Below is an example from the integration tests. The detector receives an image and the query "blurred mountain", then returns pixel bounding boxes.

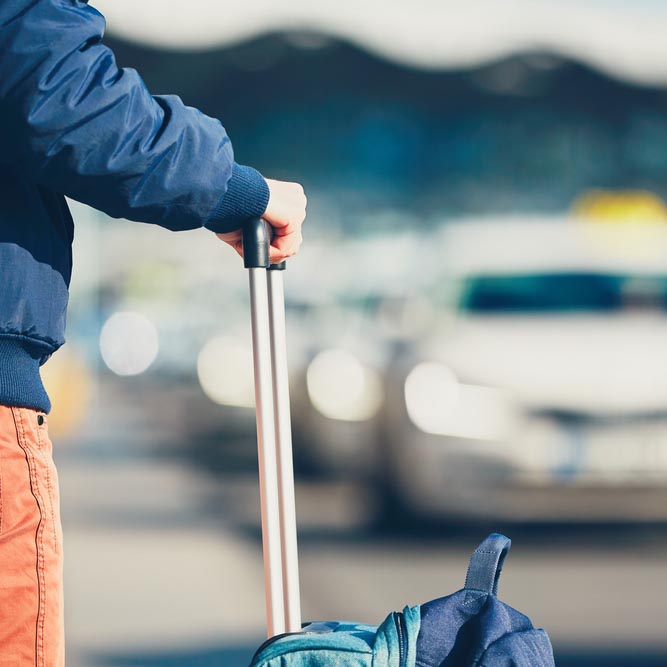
[108,32,667,229]
[95,0,667,87]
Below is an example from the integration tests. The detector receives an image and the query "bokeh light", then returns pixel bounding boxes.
[306,349,384,422]
[99,311,159,376]
[197,336,255,408]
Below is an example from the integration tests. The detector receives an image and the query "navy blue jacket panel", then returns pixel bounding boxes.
[0,0,270,411]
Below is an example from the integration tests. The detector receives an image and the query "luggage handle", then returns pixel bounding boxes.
[243,217,302,638]
[241,216,287,271]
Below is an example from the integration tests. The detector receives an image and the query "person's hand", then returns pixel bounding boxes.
[217,178,307,263]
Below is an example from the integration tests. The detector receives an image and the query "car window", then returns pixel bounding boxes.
[458,273,667,313]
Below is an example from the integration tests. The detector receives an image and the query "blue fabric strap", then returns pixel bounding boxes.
[464,533,512,596]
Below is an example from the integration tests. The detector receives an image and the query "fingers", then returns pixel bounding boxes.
[217,227,300,264]
[265,182,306,262]
[216,231,245,258]
[264,181,307,229]
[217,227,301,263]
[216,176,307,263]
[269,230,303,263]
[227,240,244,259]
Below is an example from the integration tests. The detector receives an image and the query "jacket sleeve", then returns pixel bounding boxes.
[0,0,269,233]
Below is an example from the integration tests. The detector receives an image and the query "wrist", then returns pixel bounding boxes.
[204,163,270,234]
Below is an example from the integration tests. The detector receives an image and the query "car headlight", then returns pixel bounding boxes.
[307,349,384,422]
[404,362,514,440]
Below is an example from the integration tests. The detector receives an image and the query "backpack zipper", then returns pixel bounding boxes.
[250,631,300,664]
[393,611,407,667]
[250,622,339,665]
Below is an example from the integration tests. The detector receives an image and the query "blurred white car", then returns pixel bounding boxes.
[382,217,667,522]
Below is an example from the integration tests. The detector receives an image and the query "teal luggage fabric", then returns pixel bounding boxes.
[250,608,420,667]
[250,534,554,667]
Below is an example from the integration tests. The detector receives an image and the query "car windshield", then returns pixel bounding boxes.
[459,273,667,313]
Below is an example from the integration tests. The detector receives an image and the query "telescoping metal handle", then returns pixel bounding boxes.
[243,217,302,638]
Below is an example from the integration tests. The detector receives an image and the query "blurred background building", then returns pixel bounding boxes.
[48,1,667,665]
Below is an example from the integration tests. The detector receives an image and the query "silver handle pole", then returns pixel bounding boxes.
[249,267,286,638]
[267,268,302,632]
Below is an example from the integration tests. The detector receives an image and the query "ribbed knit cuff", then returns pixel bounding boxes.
[204,163,270,234]
[0,337,51,413]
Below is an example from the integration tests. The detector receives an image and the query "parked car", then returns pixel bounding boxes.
[380,217,667,522]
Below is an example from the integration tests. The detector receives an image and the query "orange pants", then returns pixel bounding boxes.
[0,406,64,667]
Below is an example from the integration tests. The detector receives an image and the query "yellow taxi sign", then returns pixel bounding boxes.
[572,189,667,223]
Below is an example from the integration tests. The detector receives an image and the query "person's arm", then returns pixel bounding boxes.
[0,0,268,233]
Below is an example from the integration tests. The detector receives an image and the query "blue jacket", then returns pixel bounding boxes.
[0,0,270,412]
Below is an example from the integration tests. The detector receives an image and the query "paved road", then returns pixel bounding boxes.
[57,381,667,667]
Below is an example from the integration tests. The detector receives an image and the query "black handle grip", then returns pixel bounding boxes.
[242,217,271,269]
[242,218,288,270]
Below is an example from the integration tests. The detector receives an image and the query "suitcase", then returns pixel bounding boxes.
[240,218,556,667]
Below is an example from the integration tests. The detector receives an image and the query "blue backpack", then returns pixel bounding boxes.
[250,534,555,667]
